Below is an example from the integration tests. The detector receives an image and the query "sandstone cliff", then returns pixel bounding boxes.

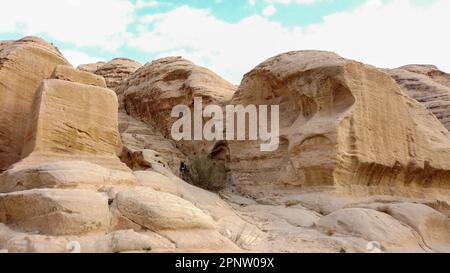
[117,56,236,155]
[228,51,450,199]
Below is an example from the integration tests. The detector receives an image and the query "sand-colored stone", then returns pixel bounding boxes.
[158,229,239,252]
[118,57,236,155]
[0,189,110,236]
[94,58,142,90]
[316,208,423,251]
[0,36,69,171]
[116,187,216,231]
[365,203,450,252]
[51,65,106,88]
[229,51,450,198]
[389,65,450,131]
[1,224,172,253]
[119,113,185,174]
[0,79,137,192]
[77,61,106,73]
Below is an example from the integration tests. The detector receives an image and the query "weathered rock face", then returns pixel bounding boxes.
[0,36,69,171]
[389,65,450,131]
[118,113,185,174]
[399,65,450,88]
[77,61,106,74]
[117,57,236,155]
[0,189,110,236]
[316,208,422,251]
[94,58,142,90]
[356,202,450,252]
[51,65,106,88]
[0,76,137,193]
[2,36,450,253]
[229,51,450,199]
[116,187,216,231]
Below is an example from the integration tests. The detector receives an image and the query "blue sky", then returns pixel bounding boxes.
[0,0,448,83]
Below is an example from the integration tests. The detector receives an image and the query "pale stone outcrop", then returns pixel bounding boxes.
[0,79,137,193]
[118,113,185,174]
[0,36,69,171]
[229,51,450,199]
[0,189,110,236]
[362,203,450,252]
[77,61,106,74]
[316,208,423,251]
[94,58,142,90]
[117,57,236,155]
[116,187,216,231]
[389,65,450,131]
[51,65,106,88]
[0,224,172,253]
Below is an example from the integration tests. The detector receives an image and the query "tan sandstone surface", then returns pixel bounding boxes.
[228,51,450,200]
[389,65,450,131]
[0,36,69,171]
[93,58,142,90]
[117,56,236,155]
[77,61,106,74]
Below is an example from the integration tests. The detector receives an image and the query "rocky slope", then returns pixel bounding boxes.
[389,65,450,131]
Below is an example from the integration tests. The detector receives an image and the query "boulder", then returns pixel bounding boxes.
[116,187,216,231]
[117,57,236,155]
[229,51,450,198]
[316,208,422,251]
[369,203,450,252]
[0,36,69,171]
[0,189,110,236]
[94,58,142,90]
[158,229,239,252]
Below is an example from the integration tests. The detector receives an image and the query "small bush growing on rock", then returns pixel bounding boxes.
[184,150,226,191]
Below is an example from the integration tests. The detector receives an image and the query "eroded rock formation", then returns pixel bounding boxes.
[0,67,137,193]
[228,51,450,199]
[94,58,142,90]
[0,36,69,171]
[77,61,106,74]
[0,44,252,253]
[389,65,450,131]
[117,56,236,155]
[0,37,449,253]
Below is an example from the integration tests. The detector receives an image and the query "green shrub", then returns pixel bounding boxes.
[183,150,226,191]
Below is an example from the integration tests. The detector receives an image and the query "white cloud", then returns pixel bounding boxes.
[262,5,277,16]
[136,0,158,9]
[0,0,135,51]
[130,0,450,84]
[61,49,103,67]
